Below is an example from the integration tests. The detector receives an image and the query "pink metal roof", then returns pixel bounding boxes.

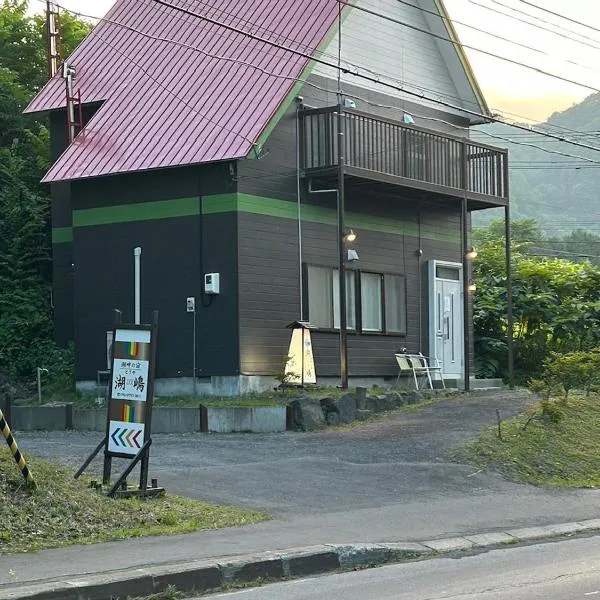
[26,0,339,182]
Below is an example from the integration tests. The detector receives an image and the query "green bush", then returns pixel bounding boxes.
[542,350,600,402]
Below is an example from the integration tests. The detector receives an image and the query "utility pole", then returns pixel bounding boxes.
[46,1,61,78]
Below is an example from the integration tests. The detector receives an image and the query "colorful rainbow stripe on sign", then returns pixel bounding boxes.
[121,403,135,423]
[128,341,139,357]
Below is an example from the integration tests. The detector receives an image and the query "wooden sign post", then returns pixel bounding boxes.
[76,310,159,498]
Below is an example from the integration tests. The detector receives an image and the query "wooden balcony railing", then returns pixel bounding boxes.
[300,106,508,204]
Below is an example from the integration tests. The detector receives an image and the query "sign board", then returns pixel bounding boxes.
[284,326,316,386]
[105,326,156,458]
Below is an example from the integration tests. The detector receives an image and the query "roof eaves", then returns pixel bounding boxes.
[245,1,348,159]
[434,0,491,123]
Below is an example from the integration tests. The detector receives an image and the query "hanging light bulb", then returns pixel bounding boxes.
[465,247,478,260]
[344,229,357,243]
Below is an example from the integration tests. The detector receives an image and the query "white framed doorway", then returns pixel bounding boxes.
[428,260,463,379]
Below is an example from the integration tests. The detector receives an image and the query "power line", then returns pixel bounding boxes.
[519,1,600,36]
[152,0,600,157]
[46,0,600,140]
[336,0,600,95]
[529,246,600,259]
[392,0,600,78]
[41,0,600,166]
[88,31,260,155]
[470,0,600,51]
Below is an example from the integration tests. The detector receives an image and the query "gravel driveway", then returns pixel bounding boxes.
[14,391,536,517]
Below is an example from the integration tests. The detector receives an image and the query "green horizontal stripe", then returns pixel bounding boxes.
[73,197,200,227]
[234,193,458,243]
[65,192,458,244]
[202,193,238,214]
[52,227,73,244]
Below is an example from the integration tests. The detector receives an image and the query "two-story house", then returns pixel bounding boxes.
[26,0,509,395]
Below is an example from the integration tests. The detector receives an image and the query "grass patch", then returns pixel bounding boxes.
[452,393,600,487]
[0,448,269,554]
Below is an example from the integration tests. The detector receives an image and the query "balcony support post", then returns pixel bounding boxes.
[337,106,348,389]
[461,195,471,392]
[460,139,471,391]
[505,201,514,389]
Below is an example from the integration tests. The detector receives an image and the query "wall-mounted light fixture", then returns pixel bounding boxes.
[465,246,478,260]
[344,229,357,243]
[467,280,477,293]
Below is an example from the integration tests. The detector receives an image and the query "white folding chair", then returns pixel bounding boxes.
[411,353,446,390]
[394,353,416,388]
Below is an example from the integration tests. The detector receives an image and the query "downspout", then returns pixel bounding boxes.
[296,97,304,320]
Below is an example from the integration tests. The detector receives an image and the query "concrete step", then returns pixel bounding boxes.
[442,378,504,390]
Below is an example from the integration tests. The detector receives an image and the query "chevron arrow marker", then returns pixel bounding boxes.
[111,428,121,446]
[132,430,142,448]
[118,428,128,446]
[125,429,135,447]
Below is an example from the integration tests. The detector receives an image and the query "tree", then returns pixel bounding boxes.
[472,220,600,382]
[0,1,90,391]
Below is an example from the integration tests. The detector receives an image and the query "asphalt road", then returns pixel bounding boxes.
[4,391,600,589]
[200,536,600,599]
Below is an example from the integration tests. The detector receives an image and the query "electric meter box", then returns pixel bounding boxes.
[204,273,220,295]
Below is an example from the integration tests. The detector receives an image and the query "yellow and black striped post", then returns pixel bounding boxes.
[0,409,35,488]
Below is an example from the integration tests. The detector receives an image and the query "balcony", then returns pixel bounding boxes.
[300,106,508,209]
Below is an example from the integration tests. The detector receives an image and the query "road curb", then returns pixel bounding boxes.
[3,520,600,600]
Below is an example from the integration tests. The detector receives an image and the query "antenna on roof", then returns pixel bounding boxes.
[46,1,61,78]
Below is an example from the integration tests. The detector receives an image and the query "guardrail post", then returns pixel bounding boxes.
[0,408,36,488]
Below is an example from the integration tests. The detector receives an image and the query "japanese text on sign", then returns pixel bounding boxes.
[111,359,149,402]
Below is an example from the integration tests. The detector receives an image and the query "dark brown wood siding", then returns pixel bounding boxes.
[235,77,467,378]
[69,165,239,380]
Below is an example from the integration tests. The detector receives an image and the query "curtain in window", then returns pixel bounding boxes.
[308,266,333,328]
[333,270,356,329]
[385,274,407,333]
[361,272,382,331]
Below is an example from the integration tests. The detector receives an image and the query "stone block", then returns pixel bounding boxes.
[355,409,372,421]
[355,386,368,409]
[336,393,357,423]
[384,391,404,408]
[289,397,326,431]
[408,391,423,404]
[365,395,396,412]
[321,394,357,424]
[326,411,340,426]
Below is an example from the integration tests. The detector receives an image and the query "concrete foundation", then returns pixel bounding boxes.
[77,375,401,396]
[203,406,287,433]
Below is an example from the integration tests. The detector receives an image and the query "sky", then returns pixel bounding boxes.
[30,0,600,123]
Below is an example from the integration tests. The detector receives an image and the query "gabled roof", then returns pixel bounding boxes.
[26,0,490,183]
[26,0,339,182]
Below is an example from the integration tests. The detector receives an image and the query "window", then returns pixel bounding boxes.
[307,265,407,335]
[307,266,356,330]
[360,272,383,332]
[384,274,407,334]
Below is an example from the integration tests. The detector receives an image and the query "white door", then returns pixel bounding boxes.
[428,261,463,378]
